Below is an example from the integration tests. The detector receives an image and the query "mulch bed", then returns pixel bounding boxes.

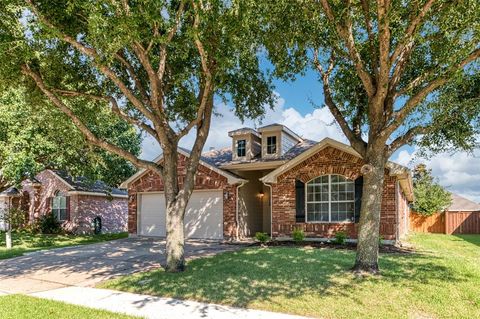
[253,240,415,254]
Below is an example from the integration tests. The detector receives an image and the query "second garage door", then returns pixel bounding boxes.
[138,190,224,239]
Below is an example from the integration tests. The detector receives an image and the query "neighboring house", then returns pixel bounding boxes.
[122,124,413,243]
[0,187,22,231]
[1,170,128,234]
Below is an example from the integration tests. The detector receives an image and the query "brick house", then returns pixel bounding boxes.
[0,170,127,234]
[122,124,413,243]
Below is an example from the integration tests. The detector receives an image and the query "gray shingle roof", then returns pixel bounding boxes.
[51,170,127,196]
[0,187,20,197]
[448,193,480,212]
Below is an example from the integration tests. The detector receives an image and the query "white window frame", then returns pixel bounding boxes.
[237,139,246,157]
[305,174,355,224]
[266,136,277,155]
[52,192,68,222]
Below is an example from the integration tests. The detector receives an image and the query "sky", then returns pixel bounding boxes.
[140,69,480,203]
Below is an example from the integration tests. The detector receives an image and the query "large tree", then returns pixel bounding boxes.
[259,0,480,272]
[0,87,141,191]
[0,0,273,271]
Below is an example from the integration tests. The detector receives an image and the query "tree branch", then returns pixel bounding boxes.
[313,50,367,156]
[319,0,375,97]
[386,47,480,136]
[26,0,157,126]
[387,125,429,156]
[114,51,151,107]
[21,64,163,176]
[377,0,391,99]
[360,0,378,78]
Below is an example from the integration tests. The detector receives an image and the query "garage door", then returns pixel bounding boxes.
[138,191,223,239]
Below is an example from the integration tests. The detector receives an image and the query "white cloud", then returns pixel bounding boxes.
[392,146,480,203]
[140,94,347,160]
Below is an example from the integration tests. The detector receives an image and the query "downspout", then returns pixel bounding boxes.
[262,181,273,237]
[235,181,247,240]
[395,180,400,244]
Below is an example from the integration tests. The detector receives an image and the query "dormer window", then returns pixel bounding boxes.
[237,139,246,157]
[266,136,277,154]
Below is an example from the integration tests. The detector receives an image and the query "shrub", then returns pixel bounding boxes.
[378,235,384,246]
[292,227,305,242]
[1,208,27,231]
[333,231,347,245]
[255,232,269,243]
[38,212,62,234]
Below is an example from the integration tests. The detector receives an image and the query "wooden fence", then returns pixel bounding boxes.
[410,211,480,234]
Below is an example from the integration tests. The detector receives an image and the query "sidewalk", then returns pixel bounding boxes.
[31,286,311,319]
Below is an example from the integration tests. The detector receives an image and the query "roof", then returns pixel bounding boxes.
[448,193,480,212]
[0,187,20,198]
[257,123,303,141]
[228,127,261,138]
[120,148,247,188]
[50,170,127,197]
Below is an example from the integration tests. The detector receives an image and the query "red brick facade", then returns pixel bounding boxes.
[270,146,401,240]
[127,154,237,237]
[20,170,127,234]
[127,147,410,242]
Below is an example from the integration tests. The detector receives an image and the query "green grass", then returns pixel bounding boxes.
[0,231,128,259]
[101,233,480,319]
[0,294,138,319]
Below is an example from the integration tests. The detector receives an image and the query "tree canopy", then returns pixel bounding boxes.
[0,86,141,190]
[412,164,451,216]
[255,0,479,272]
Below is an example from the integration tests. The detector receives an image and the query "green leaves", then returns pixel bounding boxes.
[412,164,452,216]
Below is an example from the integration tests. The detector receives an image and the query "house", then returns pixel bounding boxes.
[0,170,128,234]
[122,124,413,243]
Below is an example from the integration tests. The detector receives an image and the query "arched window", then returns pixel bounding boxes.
[306,175,355,222]
[52,191,67,221]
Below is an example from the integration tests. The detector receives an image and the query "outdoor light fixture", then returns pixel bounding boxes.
[258,191,265,198]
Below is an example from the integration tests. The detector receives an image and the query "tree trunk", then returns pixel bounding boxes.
[6,228,12,249]
[353,146,387,274]
[165,197,187,272]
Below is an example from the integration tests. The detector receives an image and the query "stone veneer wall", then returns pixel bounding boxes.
[270,146,399,240]
[127,153,237,238]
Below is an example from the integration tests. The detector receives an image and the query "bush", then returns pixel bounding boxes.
[1,208,26,231]
[333,231,347,245]
[38,213,62,234]
[292,227,305,242]
[255,232,270,243]
[378,235,384,246]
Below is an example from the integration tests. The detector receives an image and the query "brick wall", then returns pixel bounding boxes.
[127,153,237,238]
[22,170,127,234]
[271,146,399,240]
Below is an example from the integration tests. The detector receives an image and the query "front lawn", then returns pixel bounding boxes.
[101,234,480,319]
[0,295,138,319]
[0,231,128,259]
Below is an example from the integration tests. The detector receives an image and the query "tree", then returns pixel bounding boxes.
[258,0,480,272]
[1,0,273,271]
[0,86,142,191]
[412,164,451,216]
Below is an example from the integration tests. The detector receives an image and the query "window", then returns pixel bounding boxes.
[237,139,246,157]
[266,136,277,154]
[306,175,355,222]
[52,191,67,221]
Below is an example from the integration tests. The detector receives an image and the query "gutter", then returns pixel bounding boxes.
[67,191,128,199]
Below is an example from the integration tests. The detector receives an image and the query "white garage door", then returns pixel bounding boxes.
[138,191,223,239]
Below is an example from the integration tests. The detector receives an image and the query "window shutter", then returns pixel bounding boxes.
[354,176,363,223]
[66,196,71,221]
[295,180,305,222]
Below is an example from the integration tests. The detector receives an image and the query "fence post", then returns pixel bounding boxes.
[444,211,448,234]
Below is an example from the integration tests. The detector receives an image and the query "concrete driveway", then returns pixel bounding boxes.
[0,237,243,294]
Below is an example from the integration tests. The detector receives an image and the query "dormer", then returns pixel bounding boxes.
[257,124,303,159]
[228,128,261,161]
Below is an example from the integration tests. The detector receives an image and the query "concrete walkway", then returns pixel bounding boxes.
[31,286,310,319]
